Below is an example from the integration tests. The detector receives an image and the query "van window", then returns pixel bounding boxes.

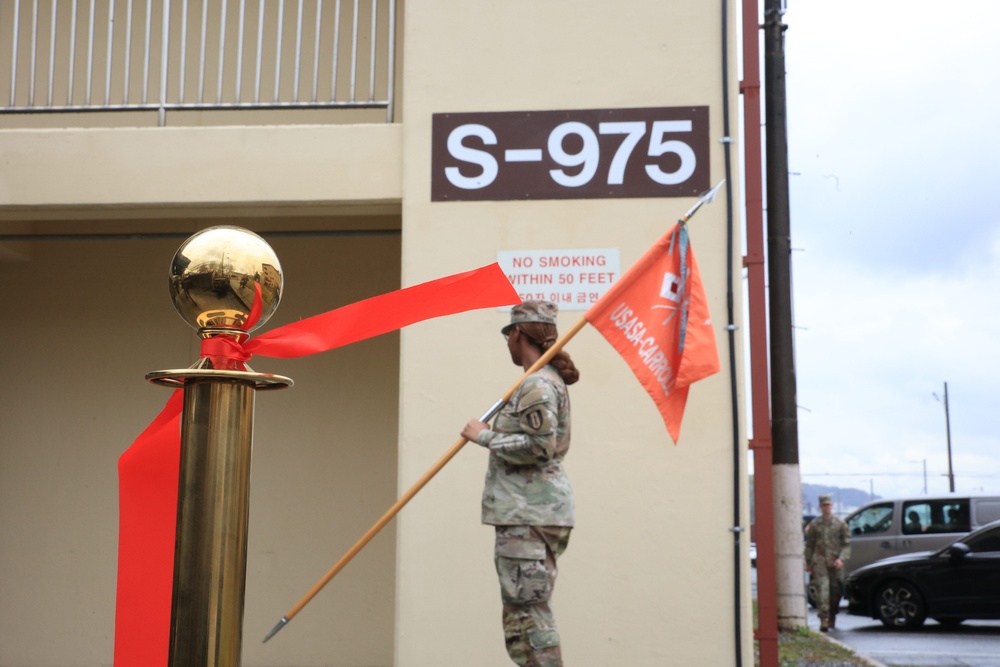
[847,503,893,536]
[974,500,1000,526]
[903,499,969,535]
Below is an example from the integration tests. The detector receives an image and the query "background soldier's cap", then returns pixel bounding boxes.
[502,300,558,335]
[818,494,833,505]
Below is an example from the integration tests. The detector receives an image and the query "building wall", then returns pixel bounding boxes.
[0,1,750,665]
[0,225,403,666]
[0,123,401,210]
[395,2,749,667]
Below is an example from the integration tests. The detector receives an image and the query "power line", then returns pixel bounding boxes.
[801,472,1000,479]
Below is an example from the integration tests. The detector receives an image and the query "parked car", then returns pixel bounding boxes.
[750,542,757,567]
[841,495,1000,577]
[844,519,1000,629]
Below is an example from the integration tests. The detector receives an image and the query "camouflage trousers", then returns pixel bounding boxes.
[494,525,572,667]
[809,563,844,621]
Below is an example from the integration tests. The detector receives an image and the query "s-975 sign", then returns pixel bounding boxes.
[431,106,709,201]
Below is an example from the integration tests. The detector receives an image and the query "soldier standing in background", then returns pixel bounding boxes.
[462,301,580,667]
[805,494,852,631]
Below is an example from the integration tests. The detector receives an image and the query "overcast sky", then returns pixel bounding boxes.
[758,1,1000,504]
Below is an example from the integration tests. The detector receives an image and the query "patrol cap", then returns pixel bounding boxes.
[818,494,833,505]
[502,300,558,335]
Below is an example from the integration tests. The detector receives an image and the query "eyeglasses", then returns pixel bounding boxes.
[503,327,518,342]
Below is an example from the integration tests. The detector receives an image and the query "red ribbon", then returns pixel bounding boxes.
[199,336,253,365]
[114,263,519,667]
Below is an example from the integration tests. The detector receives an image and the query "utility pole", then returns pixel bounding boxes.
[944,382,955,492]
[763,0,806,630]
[933,383,956,492]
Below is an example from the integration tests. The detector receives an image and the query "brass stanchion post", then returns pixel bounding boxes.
[147,227,292,667]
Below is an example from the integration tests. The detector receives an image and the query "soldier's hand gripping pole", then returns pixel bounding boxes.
[263,316,590,643]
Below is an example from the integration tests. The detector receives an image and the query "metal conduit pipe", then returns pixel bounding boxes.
[719,1,743,665]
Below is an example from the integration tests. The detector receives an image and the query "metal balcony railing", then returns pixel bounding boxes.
[0,0,397,124]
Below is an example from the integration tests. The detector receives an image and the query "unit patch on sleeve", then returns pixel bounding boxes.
[524,408,545,432]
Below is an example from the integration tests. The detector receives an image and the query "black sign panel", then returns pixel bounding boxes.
[431,106,709,202]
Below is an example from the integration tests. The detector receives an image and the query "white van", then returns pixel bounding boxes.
[841,495,1000,577]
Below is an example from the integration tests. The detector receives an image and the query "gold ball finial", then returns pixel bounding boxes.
[168,226,282,334]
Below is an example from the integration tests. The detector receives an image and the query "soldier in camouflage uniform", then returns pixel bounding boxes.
[462,301,580,667]
[805,494,851,631]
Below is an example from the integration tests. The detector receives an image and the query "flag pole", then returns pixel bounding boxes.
[262,179,724,643]
[263,316,588,643]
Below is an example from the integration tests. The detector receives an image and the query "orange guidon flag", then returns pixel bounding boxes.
[585,223,720,443]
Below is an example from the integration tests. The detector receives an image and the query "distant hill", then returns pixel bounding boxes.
[800,482,877,514]
[749,477,878,520]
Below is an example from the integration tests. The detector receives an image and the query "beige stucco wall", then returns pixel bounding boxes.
[395,2,749,667]
[0,121,406,667]
[0,20,410,666]
[0,226,404,666]
[0,123,401,213]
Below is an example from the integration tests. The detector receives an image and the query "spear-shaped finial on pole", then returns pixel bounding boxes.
[679,180,726,226]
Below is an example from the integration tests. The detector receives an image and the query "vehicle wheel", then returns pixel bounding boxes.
[875,581,926,629]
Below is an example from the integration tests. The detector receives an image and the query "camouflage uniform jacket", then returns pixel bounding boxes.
[804,515,851,567]
[476,364,575,527]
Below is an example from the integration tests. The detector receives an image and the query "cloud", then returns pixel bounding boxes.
[784,1,1000,274]
[792,220,1000,498]
[752,1,1000,500]
[744,1,1000,501]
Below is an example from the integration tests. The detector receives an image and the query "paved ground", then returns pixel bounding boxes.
[752,567,1000,667]
[809,606,1000,667]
